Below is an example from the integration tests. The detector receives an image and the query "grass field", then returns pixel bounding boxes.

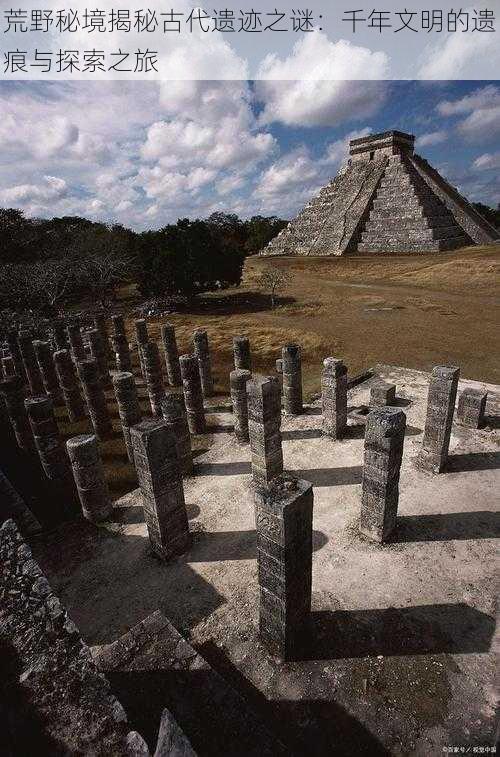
[120,243,500,398]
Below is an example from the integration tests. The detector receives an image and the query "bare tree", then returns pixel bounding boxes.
[80,253,132,309]
[257,265,293,309]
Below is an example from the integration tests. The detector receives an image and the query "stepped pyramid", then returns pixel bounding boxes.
[262,131,498,256]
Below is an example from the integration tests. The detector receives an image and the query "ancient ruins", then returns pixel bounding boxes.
[262,131,499,256]
[0,315,498,755]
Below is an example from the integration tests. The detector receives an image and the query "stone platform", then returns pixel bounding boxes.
[31,365,500,755]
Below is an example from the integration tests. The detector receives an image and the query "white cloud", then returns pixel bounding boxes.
[0,176,68,205]
[437,85,500,116]
[436,85,500,143]
[418,28,500,79]
[472,152,500,171]
[255,34,388,127]
[416,131,447,148]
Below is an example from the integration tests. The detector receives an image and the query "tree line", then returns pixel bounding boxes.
[0,208,287,317]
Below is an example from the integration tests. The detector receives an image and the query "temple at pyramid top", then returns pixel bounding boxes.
[262,129,498,256]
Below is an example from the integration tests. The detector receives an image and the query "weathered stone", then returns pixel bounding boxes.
[247,375,283,488]
[321,358,348,439]
[25,396,69,482]
[360,407,406,543]
[161,323,182,387]
[2,355,16,377]
[457,388,487,429]
[154,707,197,756]
[161,394,193,476]
[0,375,33,451]
[130,420,190,560]
[77,358,113,440]
[53,349,86,422]
[33,340,62,404]
[17,331,44,396]
[282,344,303,415]
[66,323,86,363]
[67,434,113,522]
[262,130,497,256]
[87,328,111,387]
[233,336,251,371]
[418,365,459,473]
[193,329,214,398]
[254,477,313,661]
[93,313,113,359]
[134,319,149,377]
[113,372,142,464]
[52,321,69,352]
[6,328,26,380]
[141,341,165,417]
[179,354,206,434]
[370,381,397,407]
[230,369,252,444]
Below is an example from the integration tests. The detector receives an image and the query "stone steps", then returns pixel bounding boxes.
[357,235,468,253]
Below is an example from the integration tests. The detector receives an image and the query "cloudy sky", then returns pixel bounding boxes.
[0,79,499,229]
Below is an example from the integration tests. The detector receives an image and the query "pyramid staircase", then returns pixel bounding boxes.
[264,158,387,256]
[357,154,472,253]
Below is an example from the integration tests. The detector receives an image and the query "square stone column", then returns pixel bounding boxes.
[370,381,396,407]
[360,407,406,543]
[233,336,251,371]
[230,369,252,444]
[255,477,313,661]
[418,365,459,473]
[321,358,348,439]
[457,388,487,429]
[281,344,303,415]
[131,420,190,560]
[161,324,182,387]
[17,331,44,396]
[193,329,214,398]
[247,375,283,488]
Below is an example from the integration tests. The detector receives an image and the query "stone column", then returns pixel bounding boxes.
[193,329,213,398]
[67,323,86,363]
[6,329,25,380]
[53,349,86,423]
[233,336,251,371]
[87,328,111,387]
[0,375,33,451]
[255,477,313,661]
[67,434,113,522]
[52,322,69,352]
[418,366,460,473]
[131,419,190,560]
[141,341,164,417]
[179,354,206,434]
[33,340,62,404]
[77,358,113,440]
[110,315,132,373]
[161,394,193,476]
[360,407,406,543]
[161,323,182,387]
[230,369,252,444]
[247,375,283,488]
[282,344,303,415]
[134,319,149,377]
[112,371,142,464]
[370,381,396,407]
[25,396,69,482]
[17,331,44,396]
[457,388,487,429]
[93,313,112,359]
[1,356,16,378]
[321,358,348,439]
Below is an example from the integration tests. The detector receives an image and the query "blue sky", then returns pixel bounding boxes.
[0,79,498,230]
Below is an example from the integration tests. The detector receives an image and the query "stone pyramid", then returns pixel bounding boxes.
[262,131,498,256]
